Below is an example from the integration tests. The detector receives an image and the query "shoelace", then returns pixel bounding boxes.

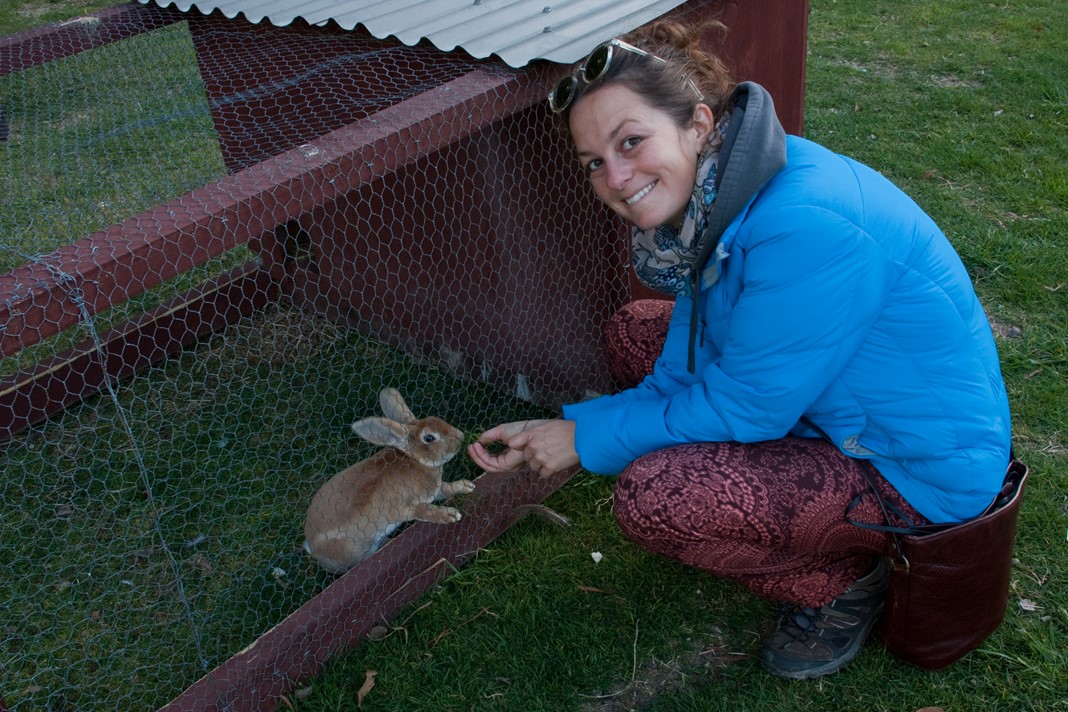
[777,604,823,638]
[793,607,822,630]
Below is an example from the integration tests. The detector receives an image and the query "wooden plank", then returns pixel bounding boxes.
[0,262,276,441]
[709,0,809,135]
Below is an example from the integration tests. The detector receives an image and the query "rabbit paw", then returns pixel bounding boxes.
[439,506,463,523]
[412,503,464,524]
[442,479,476,497]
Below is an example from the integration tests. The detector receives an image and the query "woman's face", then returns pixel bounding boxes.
[569,83,714,231]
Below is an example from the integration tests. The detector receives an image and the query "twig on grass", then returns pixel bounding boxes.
[631,618,640,684]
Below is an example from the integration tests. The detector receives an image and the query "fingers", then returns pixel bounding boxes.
[466,441,526,473]
[475,422,515,443]
[468,421,533,474]
[477,419,554,444]
[524,445,581,478]
[467,419,579,477]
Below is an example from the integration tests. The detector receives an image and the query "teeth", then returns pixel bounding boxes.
[626,182,655,205]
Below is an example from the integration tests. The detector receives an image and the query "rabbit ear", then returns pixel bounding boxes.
[379,388,417,424]
[351,416,409,449]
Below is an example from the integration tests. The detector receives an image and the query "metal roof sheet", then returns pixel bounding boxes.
[138,0,688,68]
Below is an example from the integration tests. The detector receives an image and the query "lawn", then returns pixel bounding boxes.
[1,1,1065,711]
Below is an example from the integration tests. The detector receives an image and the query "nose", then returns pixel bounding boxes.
[603,157,631,192]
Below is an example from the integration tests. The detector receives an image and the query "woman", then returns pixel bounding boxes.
[468,21,1012,679]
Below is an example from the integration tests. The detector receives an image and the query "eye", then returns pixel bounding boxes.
[622,135,642,151]
[422,432,439,444]
[584,158,603,174]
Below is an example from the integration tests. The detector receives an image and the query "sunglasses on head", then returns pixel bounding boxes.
[548,38,669,114]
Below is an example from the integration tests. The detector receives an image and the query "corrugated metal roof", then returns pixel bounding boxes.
[138,0,688,68]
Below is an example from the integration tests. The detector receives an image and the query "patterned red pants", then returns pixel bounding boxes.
[604,299,929,607]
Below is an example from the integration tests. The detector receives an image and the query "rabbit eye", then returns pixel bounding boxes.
[422,432,439,444]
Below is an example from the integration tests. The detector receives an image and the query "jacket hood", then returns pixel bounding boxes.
[685,81,787,371]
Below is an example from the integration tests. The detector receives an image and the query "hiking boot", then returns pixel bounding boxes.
[760,558,890,679]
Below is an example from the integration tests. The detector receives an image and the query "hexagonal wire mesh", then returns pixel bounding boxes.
[0,6,631,710]
[1,0,810,707]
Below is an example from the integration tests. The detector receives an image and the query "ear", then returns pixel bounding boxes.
[689,103,716,145]
[379,387,416,423]
[351,416,409,449]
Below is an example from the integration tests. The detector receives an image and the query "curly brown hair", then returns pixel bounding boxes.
[554,19,735,139]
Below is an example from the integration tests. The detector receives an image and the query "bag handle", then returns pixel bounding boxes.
[798,416,928,568]
[797,417,919,564]
[842,459,911,570]
[848,456,1025,535]
[798,416,1019,574]
[845,463,925,535]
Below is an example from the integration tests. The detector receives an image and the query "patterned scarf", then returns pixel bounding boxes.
[631,116,730,296]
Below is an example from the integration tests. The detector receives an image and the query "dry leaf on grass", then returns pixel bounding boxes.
[357,669,377,708]
[1019,598,1042,612]
[915,707,946,712]
[577,585,612,594]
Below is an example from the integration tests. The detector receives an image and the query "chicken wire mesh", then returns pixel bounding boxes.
[0,6,632,710]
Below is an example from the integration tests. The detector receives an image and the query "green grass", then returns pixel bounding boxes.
[1,0,1066,711]
[0,19,224,264]
[0,0,122,36]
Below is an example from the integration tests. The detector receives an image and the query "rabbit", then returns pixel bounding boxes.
[303,387,475,574]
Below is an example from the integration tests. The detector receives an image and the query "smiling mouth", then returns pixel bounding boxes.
[625,181,656,206]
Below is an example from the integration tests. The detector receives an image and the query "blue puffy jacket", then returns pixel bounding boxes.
[563,85,1011,524]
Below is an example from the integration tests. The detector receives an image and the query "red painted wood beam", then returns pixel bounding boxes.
[0,64,546,358]
[0,261,276,441]
[708,0,809,136]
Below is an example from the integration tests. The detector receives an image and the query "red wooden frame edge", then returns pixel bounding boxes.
[0,261,276,441]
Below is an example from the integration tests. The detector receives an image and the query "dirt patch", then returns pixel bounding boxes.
[237,304,342,368]
[987,314,1023,340]
[827,57,897,81]
[930,74,981,89]
[17,1,79,20]
[579,636,750,712]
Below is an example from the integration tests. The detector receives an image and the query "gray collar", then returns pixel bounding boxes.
[685,82,787,372]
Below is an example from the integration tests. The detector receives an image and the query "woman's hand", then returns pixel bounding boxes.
[467,419,579,477]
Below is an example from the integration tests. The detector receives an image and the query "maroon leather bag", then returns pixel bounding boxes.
[853,459,1028,669]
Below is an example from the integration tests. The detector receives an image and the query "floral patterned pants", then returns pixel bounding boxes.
[604,299,929,607]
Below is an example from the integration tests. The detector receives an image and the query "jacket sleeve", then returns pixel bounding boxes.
[568,207,896,475]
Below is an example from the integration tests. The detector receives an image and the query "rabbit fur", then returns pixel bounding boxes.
[303,387,475,574]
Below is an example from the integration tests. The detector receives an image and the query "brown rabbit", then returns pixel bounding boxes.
[303,388,475,574]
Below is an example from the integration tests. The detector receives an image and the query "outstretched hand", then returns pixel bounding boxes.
[467,419,579,477]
